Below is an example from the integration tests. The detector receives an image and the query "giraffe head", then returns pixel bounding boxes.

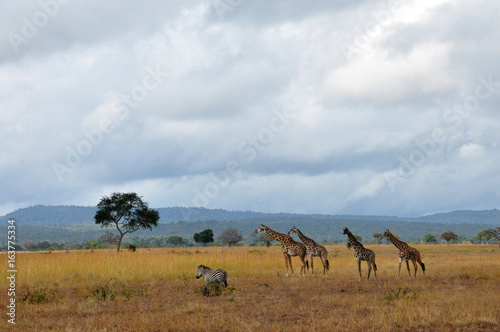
[287,226,299,236]
[255,224,267,233]
[343,227,350,235]
[383,229,391,238]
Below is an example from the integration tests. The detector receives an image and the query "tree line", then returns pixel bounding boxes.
[4,192,499,251]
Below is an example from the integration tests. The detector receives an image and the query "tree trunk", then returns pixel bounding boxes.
[117,235,123,252]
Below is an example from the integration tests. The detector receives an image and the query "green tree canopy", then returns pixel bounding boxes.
[166,235,185,247]
[94,192,160,252]
[423,234,437,244]
[477,230,493,244]
[485,227,500,247]
[440,231,458,245]
[193,229,214,246]
[37,241,51,250]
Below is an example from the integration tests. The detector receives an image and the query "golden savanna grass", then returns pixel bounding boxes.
[1,244,499,331]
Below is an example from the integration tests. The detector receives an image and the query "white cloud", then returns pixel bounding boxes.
[324,42,455,104]
[458,143,486,160]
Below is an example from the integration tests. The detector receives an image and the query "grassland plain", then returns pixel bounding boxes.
[1,245,499,331]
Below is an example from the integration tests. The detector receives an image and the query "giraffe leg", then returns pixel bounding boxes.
[319,255,327,276]
[357,260,362,281]
[372,259,377,280]
[398,257,402,279]
[412,259,418,278]
[406,260,412,279]
[301,256,307,277]
[288,255,294,276]
[310,255,314,275]
[417,258,426,276]
[283,252,290,277]
[367,261,372,280]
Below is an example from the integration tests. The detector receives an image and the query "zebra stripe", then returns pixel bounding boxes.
[196,265,228,287]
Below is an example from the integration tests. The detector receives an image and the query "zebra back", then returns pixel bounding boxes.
[197,265,228,286]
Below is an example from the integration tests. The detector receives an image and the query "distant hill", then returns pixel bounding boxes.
[0,205,497,245]
[417,209,500,224]
[1,205,498,226]
[0,205,269,226]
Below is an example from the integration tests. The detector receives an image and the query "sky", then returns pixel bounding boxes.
[1,0,500,217]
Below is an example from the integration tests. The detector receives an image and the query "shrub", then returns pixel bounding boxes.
[195,283,235,297]
[19,288,56,304]
[383,287,418,305]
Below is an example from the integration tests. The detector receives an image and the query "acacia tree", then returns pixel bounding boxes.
[485,227,500,247]
[166,235,185,247]
[193,229,214,246]
[94,192,160,252]
[373,232,384,246]
[477,230,493,244]
[258,233,274,247]
[23,241,37,251]
[99,231,120,249]
[217,228,243,247]
[423,234,437,244]
[440,231,458,246]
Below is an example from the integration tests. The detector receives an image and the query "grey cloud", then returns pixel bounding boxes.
[1,0,499,216]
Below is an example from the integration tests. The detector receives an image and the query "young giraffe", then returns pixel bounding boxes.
[255,224,309,277]
[384,229,425,279]
[343,227,377,281]
[288,226,330,276]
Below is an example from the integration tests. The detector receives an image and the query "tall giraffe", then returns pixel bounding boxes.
[384,229,425,279]
[343,227,377,281]
[288,226,329,276]
[255,224,309,277]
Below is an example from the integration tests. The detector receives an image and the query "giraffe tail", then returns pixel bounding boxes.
[306,260,309,271]
[421,262,426,272]
[373,262,377,271]
[326,259,330,271]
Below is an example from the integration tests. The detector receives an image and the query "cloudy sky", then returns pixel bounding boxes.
[1,0,499,217]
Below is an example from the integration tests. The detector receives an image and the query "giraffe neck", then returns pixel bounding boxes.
[347,231,363,249]
[264,226,288,243]
[388,233,408,251]
[295,229,313,245]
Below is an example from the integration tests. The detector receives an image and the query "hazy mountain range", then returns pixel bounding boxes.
[1,205,497,244]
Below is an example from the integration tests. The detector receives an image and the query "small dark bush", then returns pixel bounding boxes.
[195,283,235,297]
[19,288,56,304]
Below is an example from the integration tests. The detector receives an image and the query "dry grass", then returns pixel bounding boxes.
[1,244,499,331]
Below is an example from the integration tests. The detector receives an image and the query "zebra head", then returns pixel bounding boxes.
[255,224,267,233]
[287,226,298,236]
[196,265,208,279]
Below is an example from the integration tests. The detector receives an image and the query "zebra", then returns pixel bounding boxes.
[196,265,228,287]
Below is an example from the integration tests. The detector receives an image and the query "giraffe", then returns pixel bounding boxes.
[343,227,377,281]
[255,224,309,277]
[288,226,330,276]
[384,229,425,279]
